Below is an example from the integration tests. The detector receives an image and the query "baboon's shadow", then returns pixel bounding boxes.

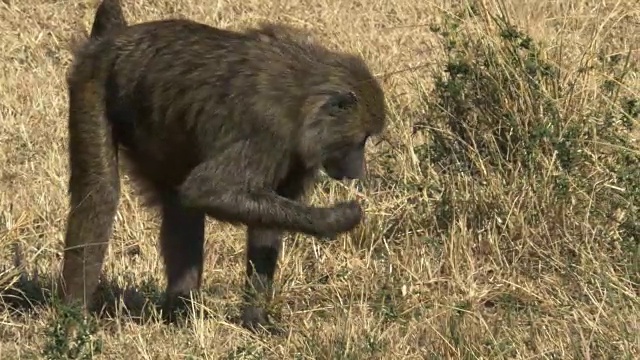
[0,270,181,325]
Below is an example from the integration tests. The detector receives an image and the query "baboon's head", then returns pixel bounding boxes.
[300,60,386,181]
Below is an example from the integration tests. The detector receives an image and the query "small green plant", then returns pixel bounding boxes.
[225,345,264,360]
[42,303,103,360]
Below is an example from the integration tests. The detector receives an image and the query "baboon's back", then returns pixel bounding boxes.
[96,20,303,186]
[75,18,379,189]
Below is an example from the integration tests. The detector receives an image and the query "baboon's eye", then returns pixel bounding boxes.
[323,91,358,115]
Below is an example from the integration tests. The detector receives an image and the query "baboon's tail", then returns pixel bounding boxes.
[90,0,127,39]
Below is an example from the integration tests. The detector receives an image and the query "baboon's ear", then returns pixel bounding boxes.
[322,91,358,115]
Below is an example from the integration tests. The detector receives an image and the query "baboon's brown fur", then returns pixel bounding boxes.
[60,0,386,331]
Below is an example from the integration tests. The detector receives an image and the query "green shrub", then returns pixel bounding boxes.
[412,2,639,275]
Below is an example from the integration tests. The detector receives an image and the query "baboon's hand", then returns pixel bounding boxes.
[314,200,363,240]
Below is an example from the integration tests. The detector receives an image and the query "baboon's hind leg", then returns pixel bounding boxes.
[159,192,206,322]
[60,77,120,310]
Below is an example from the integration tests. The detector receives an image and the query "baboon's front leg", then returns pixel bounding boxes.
[241,227,283,331]
[178,156,363,239]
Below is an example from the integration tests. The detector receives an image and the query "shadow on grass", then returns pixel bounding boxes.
[0,269,225,326]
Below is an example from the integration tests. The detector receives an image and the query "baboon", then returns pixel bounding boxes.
[60,0,386,331]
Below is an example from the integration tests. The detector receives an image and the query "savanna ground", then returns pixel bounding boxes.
[1,0,639,358]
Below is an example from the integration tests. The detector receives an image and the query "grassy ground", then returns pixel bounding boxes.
[1,0,639,358]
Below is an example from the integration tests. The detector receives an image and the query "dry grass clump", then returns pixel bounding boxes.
[1,0,638,358]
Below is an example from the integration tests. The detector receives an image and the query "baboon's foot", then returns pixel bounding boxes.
[241,305,285,335]
[161,292,198,325]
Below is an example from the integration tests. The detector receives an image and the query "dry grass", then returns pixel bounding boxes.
[1,0,639,358]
